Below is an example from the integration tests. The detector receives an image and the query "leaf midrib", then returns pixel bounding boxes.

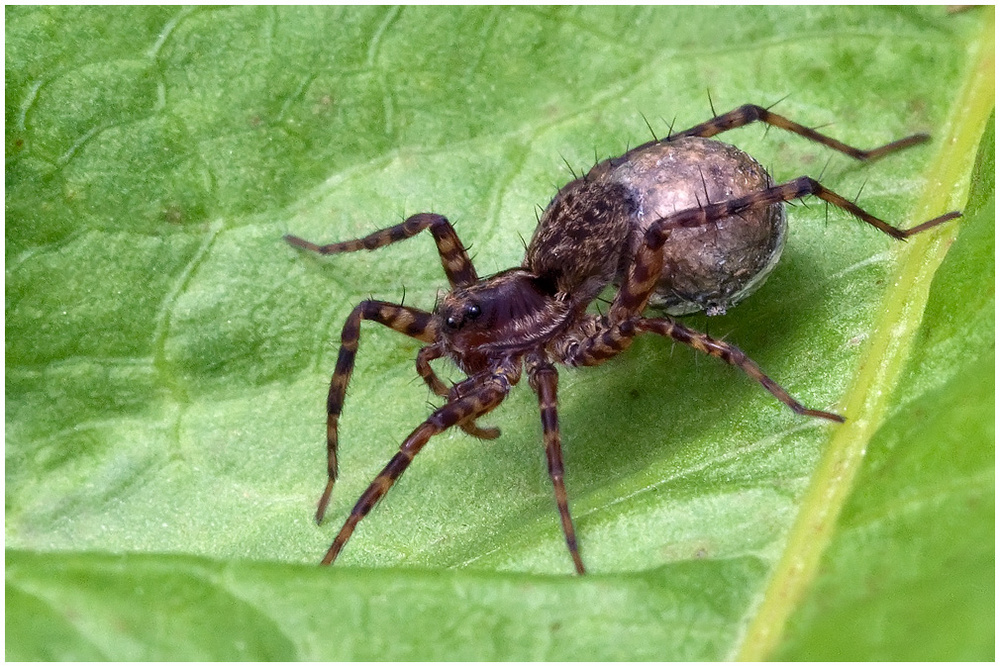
[735,13,995,660]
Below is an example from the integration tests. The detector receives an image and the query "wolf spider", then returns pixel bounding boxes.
[285,104,959,575]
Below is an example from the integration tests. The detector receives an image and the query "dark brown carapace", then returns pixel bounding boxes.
[285,103,959,574]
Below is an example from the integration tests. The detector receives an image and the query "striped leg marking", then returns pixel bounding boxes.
[530,362,586,575]
[321,370,512,566]
[637,317,844,422]
[644,176,960,249]
[316,301,436,524]
[609,241,665,321]
[563,319,639,368]
[416,344,501,440]
[285,212,479,287]
[669,103,931,162]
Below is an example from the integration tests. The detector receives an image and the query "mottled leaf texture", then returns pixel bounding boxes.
[5,6,993,661]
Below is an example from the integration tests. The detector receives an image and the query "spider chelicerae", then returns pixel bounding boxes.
[285,104,959,575]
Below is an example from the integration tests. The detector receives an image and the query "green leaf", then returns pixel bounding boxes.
[6,6,993,661]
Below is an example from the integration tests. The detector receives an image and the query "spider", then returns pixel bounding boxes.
[285,103,959,575]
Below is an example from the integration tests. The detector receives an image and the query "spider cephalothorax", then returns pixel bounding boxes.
[434,268,572,375]
[285,104,959,574]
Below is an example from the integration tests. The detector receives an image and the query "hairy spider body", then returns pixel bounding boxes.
[532,136,786,316]
[285,104,960,575]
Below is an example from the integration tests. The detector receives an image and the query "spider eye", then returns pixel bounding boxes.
[443,302,481,330]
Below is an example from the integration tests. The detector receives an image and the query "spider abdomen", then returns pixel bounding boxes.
[532,136,787,316]
[614,137,786,315]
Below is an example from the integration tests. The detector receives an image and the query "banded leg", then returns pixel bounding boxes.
[609,240,666,321]
[285,212,478,288]
[603,176,961,329]
[587,179,958,411]
[642,176,960,247]
[560,316,640,367]
[636,317,844,422]
[529,361,586,575]
[321,368,513,565]
[416,344,501,440]
[560,313,842,422]
[316,300,436,524]
[669,103,930,162]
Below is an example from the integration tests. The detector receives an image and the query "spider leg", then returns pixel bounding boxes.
[606,177,958,323]
[416,344,501,440]
[285,212,479,288]
[566,176,958,404]
[557,311,842,420]
[316,300,437,524]
[643,176,961,246]
[529,361,586,574]
[320,367,514,566]
[636,317,843,422]
[559,316,641,367]
[668,103,931,162]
